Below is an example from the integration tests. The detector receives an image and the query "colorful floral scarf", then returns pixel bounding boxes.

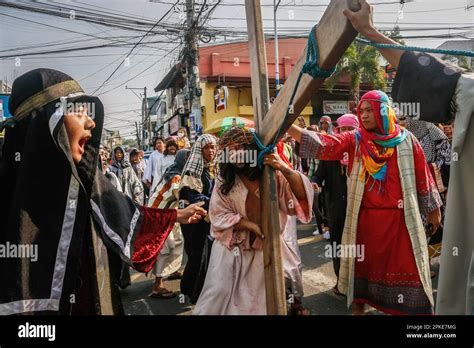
[355,90,407,184]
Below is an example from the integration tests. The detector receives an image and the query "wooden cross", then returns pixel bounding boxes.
[245,0,361,315]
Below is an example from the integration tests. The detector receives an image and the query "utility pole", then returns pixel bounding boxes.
[134,121,141,149]
[185,0,202,140]
[143,86,148,149]
[126,86,148,150]
[246,0,361,315]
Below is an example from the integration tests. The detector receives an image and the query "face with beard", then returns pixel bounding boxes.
[234,161,253,176]
[219,158,262,196]
[218,128,261,195]
[230,144,260,181]
[228,145,246,169]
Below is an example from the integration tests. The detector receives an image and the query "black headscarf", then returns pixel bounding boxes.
[0,69,176,315]
[161,148,190,184]
[0,69,103,314]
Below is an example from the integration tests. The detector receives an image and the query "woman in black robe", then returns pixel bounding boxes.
[0,68,205,315]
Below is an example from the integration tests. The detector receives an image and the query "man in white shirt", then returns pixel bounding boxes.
[143,137,165,189]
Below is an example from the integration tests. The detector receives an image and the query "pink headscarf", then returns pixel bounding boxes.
[336,113,359,132]
[336,113,359,167]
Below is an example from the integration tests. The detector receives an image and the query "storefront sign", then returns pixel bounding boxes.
[323,100,349,115]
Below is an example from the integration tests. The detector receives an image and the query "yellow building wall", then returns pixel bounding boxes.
[200,81,312,133]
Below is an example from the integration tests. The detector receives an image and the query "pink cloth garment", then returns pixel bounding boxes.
[193,171,313,315]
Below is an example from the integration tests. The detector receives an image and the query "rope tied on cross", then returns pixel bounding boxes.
[252,25,336,168]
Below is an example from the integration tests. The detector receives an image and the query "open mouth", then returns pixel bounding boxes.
[78,136,91,153]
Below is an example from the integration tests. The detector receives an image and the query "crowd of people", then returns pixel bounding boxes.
[0,77,463,316]
[84,95,453,316]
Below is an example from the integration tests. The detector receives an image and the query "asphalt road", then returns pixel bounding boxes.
[121,221,440,315]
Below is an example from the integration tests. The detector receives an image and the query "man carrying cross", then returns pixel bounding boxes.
[193,127,313,315]
[343,0,474,316]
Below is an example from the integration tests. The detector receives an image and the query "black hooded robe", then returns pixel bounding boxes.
[0,69,176,315]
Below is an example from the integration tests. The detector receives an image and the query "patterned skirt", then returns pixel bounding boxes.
[353,207,433,315]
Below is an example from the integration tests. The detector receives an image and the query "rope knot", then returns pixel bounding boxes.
[250,128,275,169]
[303,26,336,79]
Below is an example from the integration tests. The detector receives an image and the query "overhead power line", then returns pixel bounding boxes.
[91,0,180,95]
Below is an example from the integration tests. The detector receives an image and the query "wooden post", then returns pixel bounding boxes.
[245,0,287,315]
[260,0,361,145]
[245,0,361,315]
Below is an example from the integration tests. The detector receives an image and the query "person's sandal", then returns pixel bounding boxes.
[149,288,177,299]
[289,303,310,316]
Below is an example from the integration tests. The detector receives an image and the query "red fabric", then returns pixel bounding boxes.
[412,138,438,198]
[311,131,357,173]
[354,149,432,315]
[312,132,435,197]
[276,141,292,167]
[315,132,435,314]
[428,164,436,184]
[131,207,177,273]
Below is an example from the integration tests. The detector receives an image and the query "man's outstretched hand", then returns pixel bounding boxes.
[343,0,375,38]
[343,0,403,69]
[177,202,207,224]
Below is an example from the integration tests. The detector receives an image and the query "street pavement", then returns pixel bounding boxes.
[121,220,440,315]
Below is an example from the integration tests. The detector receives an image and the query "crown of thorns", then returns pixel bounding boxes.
[218,126,255,150]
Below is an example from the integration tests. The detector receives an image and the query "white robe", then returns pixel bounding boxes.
[143,150,163,185]
[282,215,304,300]
[152,224,183,278]
[193,172,313,315]
[147,173,184,278]
[150,154,175,194]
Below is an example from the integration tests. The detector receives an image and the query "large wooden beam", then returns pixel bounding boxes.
[245,0,361,316]
[245,0,287,315]
[260,0,361,145]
